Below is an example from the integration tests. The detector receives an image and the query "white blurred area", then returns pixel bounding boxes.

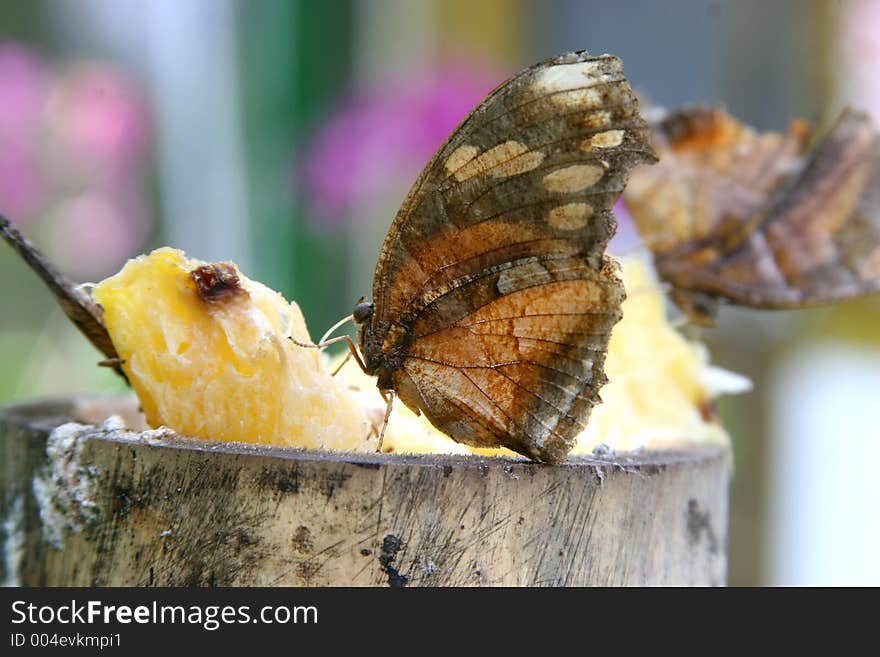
[759,0,880,587]
[766,344,880,585]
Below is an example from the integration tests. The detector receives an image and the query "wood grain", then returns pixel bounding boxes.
[1,395,730,586]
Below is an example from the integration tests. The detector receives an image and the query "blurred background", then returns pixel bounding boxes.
[1,0,878,585]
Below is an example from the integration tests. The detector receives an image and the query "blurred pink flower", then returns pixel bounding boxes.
[0,141,45,221]
[50,188,149,279]
[0,44,47,137]
[0,42,152,278]
[45,64,150,185]
[298,58,506,225]
[609,198,640,255]
[0,44,49,221]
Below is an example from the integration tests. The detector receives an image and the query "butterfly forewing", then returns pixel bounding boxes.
[359,51,655,463]
[373,53,655,326]
[624,106,880,322]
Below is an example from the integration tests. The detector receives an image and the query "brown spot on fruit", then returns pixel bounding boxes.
[191,263,247,303]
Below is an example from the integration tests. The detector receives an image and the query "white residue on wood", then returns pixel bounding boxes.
[2,495,24,586]
[32,422,101,549]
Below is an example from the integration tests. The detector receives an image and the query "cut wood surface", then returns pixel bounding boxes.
[1,395,731,586]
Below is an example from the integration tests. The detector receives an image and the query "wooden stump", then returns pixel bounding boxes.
[1,395,730,586]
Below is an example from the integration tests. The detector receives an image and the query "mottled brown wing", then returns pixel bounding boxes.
[392,257,625,463]
[363,51,656,463]
[624,106,880,324]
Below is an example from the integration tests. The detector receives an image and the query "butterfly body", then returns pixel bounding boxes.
[625,106,880,326]
[353,51,655,463]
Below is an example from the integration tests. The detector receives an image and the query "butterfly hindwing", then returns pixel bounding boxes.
[394,257,625,463]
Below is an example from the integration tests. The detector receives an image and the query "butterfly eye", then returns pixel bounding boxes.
[352,302,374,324]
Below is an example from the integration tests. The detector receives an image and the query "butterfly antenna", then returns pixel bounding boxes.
[320,313,355,345]
[289,313,370,375]
[288,313,353,351]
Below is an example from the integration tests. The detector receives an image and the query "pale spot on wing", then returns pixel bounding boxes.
[553,87,605,109]
[493,150,546,178]
[445,145,478,175]
[547,203,594,230]
[583,129,625,150]
[543,164,606,193]
[451,140,544,181]
[532,61,607,93]
[584,110,612,130]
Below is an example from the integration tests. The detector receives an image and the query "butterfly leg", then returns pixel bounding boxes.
[289,334,369,375]
[330,349,353,376]
[375,389,395,453]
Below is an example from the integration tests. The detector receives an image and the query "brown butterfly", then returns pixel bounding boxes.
[302,52,656,464]
[623,105,880,326]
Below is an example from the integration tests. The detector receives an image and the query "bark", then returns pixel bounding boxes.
[1,395,730,586]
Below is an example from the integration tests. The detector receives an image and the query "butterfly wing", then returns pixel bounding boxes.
[624,106,880,323]
[363,51,656,463]
[392,256,625,463]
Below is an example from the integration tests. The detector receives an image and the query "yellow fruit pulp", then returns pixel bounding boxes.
[93,247,373,451]
[93,247,746,457]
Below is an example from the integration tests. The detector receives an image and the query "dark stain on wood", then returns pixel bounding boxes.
[687,498,719,555]
[319,469,351,499]
[291,526,314,553]
[379,534,409,588]
[258,465,300,494]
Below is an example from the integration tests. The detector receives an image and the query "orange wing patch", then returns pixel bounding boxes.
[399,265,623,463]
